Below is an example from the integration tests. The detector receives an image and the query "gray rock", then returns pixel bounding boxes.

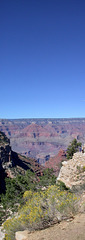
[15,230,30,240]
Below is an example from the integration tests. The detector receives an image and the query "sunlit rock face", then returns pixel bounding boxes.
[57,152,85,189]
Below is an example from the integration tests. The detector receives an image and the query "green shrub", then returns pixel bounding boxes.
[0,168,56,214]
[3,185,78,240]
[57,181,70,191]
[66,139,81,160]
[38,168,56,187]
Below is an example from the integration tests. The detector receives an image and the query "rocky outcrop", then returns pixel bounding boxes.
[0,145,12,169]
[0,132,13,192]
[0,131,13,171]
[57,152,85,189]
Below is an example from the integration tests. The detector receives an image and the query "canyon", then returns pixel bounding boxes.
[0,118,85,165]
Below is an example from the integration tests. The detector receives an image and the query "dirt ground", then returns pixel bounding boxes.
[27,213,85,240]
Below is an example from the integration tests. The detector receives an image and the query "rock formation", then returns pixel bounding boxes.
[57,152,85,189]
[0,131,13,168]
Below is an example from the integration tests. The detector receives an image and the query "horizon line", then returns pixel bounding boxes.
[1,117,85,120]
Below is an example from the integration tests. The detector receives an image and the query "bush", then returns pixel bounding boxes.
[38,168,56,187]
[0,168,56,214]
[57,181,70,191]
[0,170,37,211]
[3,185,78,240]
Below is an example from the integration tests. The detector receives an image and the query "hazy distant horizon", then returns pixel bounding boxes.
[1,117,85,120]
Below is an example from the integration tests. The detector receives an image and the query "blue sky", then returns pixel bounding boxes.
[0,0,85,119]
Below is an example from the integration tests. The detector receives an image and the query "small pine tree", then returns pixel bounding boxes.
[66,139,81,160]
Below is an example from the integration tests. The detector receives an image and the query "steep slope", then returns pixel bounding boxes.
[0,131,12,170]
[0,131,44,193]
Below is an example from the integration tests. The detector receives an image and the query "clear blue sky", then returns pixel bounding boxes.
[0,0,85,119]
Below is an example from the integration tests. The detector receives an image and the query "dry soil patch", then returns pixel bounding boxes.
[27,213,85,240]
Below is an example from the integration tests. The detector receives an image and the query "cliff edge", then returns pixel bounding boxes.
[57,152,85,189]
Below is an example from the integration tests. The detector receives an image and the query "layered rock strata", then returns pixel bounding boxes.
[0,118,85,164]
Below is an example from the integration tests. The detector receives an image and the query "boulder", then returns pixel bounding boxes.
[15,230,30,240]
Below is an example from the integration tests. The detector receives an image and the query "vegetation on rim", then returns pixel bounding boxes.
[66,139,81,160]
